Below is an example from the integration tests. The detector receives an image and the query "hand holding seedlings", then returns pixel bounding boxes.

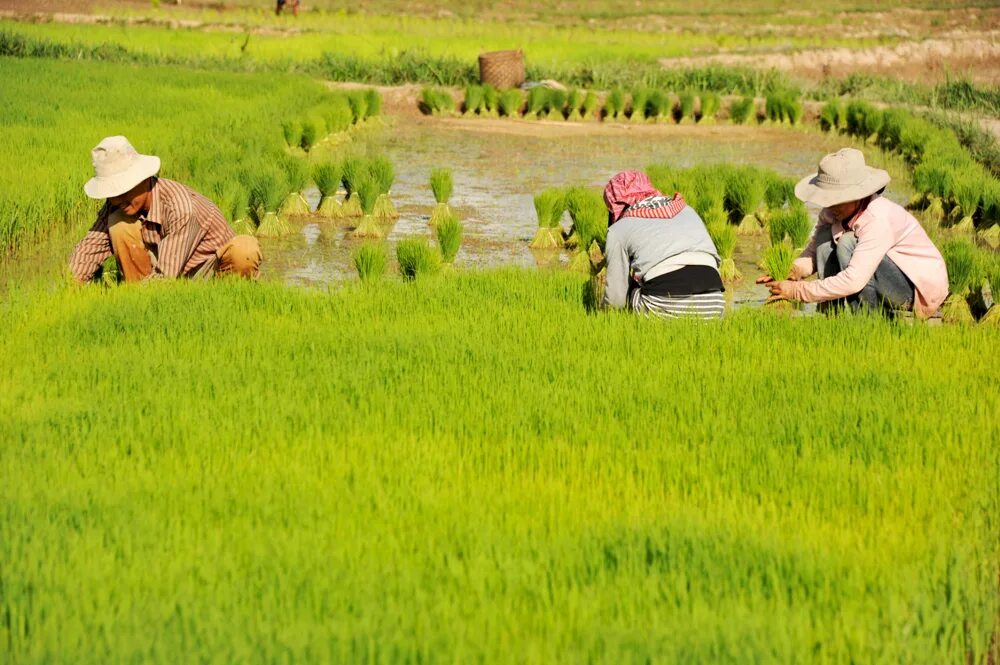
[763,280,795,304]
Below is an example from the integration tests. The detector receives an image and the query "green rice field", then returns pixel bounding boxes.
[1,1,999,660]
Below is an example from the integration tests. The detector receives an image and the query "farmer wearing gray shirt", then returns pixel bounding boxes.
[602,170,725,319]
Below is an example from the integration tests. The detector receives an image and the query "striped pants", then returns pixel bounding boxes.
[629,289,725,320]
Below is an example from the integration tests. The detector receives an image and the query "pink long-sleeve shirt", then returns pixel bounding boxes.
[790,197,948,319]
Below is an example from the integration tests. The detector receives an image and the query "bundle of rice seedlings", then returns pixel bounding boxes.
[676,91,695,124]
[729,97,755,124]
[229,188,255,235]
[313,162,344,218]
[524,87,548,120]
[698,92,720,124]
[912,161,953,223]
[818,100,841,132]
[352,241,387,282]
[846,100,882,139]
[99,255,120,287]
[498,89,523,117]
[348,91,370,123]
[763,172,795,212]
[629,88,650,122]
[707,219,740,282]
[725,167,766,234]
[463,84,485,117]
[300,114,326,152]
[685,166,727,214]
[396,237,441,279]
[340,157,366,217]
[250,172,290,238]
[370,156,398,220]
[877,108,907,152]
[529,188,566,250]
[278,157,311,216]
[765,92,802,125]
[429,167,453,226]
[761,242,796,309]
[421,87,454,116]
[565,188,606,272]
[482,85,500,117]
[982,258,1000,324]
[605,88,625,121]
[351,173,383,239]
[647,90,670,123]
[784,203,813,249]
[364,89,381,117]
[322,98,355,134]
[940,238,977,323]
[565,89,584,121]
[581,91,600,120]
[281,120,302,149]
[435,211,463,264]
[950,169,982,232]
[545,89,567,121]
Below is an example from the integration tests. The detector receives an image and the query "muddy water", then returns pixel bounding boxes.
[262,118,911,308]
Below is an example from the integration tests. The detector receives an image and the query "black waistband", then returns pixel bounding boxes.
[640,265,724,297]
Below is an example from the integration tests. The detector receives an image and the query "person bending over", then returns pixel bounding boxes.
[760,148,947,317]
[69,136,261,283]
[601,170,725,319]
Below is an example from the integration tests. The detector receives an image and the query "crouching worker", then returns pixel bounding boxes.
[69,136,261,283]
[601,170,725,319]
[760,148,947,317]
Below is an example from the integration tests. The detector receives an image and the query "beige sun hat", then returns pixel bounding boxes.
[83,136,160,200]
[794,148,890,208]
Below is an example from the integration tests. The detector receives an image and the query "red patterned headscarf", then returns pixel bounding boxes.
[603,171,687,225]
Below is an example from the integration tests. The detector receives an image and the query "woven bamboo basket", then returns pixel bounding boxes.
[478,50,525,89]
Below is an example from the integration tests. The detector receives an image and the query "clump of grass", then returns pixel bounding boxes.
[605,88,625,121]
[498,89,523,117]
[707,219,740,283]
[421,87,454,116]
[629,88,650,122]
[524,87,548,120]
[281,119,302,149]
[729,96,755,124]
[352,241,387,282]
[698,92,720,124]
[463,84,485,117]
[725,167,766,234]
[250,171,290,238]
[396,237,441,279]
[581,91,600,120]
[313,162,343,218]
[435,212,463,264]
[351,173,383,239]
[482,85,500,118]
[371,156,398,220]
[545,89,567,121]
[279,157,312,216]
[530,188,566,250]
[429,167,453,226]
[941,238,977,323]
[675,91,695,124]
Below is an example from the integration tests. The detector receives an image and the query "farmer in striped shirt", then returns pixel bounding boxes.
[69,136,261,283]
[601,171,725,319]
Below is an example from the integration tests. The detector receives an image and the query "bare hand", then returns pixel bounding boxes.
[764,280,796,304]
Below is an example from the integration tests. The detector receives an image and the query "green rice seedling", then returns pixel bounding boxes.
[300,114,326,152]
[281,119,302,149]
[217,182,254,235]
[729,96,754,124]
[421,87,454,116]
[605,88,625,121]
[765,92,801,125]
[279,157,312,216]
[764,172,795,211]
[565,188,606,272]
[482,85,500,117]
[877,108,908,152]
[351,173,383,239]
[545,88,567,121]
[435,212,463,264]
[761,241,795,282]
[250,171,290,238]
[982,257,1000,324]
[846,100,882,140]
[98,254,120,287]
[463,84,485,117]
[647,90,670,123]
[340,157,366,217]
[524,87,548,120]
[819,100,841,132]
[371,156,398,220]
[321,97,355,134]
[530,188,566,250]
[352,241,387,282]
[941,238,977,323]
[313,162,344,218]
[912,161,953,223]
[707,219,740,283]
[950,168,982,232]
[565,89,584,121]
[581,91,600,120]
[498,89,523,117]
[685,166,728,214]
[785,203,813,249]
[629,88,651,122]
[725,166,766,234]
[364,88,381,117]
[698,92,720,124]
[347,91,370,123]
[676,91,695,124]
[396,236,441,279]
[429,167,453,226]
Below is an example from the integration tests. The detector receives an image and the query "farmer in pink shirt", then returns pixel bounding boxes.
[760,148,948,318]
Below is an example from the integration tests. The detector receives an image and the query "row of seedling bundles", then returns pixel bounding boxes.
[819,99,1000,238]
[281,88,382,152]
[352,213,464,282]
[529,186,607,272]
[939,238,1000,324]
[213,155,316,238]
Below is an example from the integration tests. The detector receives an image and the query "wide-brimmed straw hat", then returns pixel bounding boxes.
[794,148,890,208]
[83,136,160,199]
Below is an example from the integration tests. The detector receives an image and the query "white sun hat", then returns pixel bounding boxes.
[794,148,890,208]
[83,136,161,199]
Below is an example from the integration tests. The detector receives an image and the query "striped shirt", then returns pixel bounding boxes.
[69,177,234,282]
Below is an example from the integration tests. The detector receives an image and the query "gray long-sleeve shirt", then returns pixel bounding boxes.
[602,206,720,308]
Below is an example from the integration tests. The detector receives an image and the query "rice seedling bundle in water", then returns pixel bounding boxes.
[698,92,720,124]
[941,239,977,323]
[707,219,740,282]
[351,173,383,239]
[647,90,670,122]
[819,100,842,132]
[846,100,882,139]
[347,91,369,123]
[282,119,302,149]
[396,236,440,278]
[530,188,566,250]
[279,157,312,216]
[983,258,1000,324]
[482,85,500,117]
[251,171,290,238]
[581,91,599,120]
[676,91,695,124]
[352,241,387,282]
[764,173,795,211]
[729,96,755,124]
[227,186,255,236]
[629,88,650,122]
[726,167,766,234]
[524,87,548,120]
[606,88,625,120]
[684,166,728,214]
[566,188,606,272]
[300,114,326,152]
[429,167,453,226]
[463,84,485,117]
[784,203,813,249]
[340,157,366,217]
[313,162,344,218]
[950,168,983,232]
[545,89,567,121]
[565,89,584,121]
[498,89,523,117]
[435,212,463,264]
[370,156,398,220]
[912,162,953,222]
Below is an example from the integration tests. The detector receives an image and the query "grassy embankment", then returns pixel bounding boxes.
[1,271,998,663]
